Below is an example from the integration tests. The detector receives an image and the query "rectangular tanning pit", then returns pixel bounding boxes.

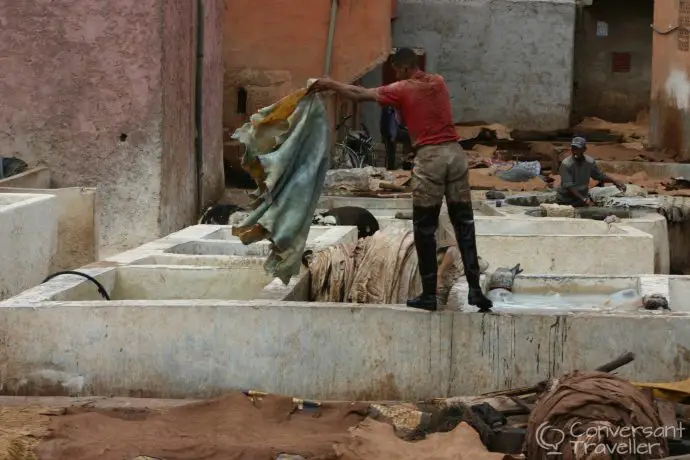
[476,196,670,274]
[166,240,272,257]
[48,266,277,301]
[486,275,643,313]
[441,216,654,275]
[129,254,266,268]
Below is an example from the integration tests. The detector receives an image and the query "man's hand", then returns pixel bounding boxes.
[583,198,594,207]
[308,78,335,93]
[615,181,627,193]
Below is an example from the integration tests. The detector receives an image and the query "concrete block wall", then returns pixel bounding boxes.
[371,0,577,131]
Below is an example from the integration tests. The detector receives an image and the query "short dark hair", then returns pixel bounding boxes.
[391,47,419,68]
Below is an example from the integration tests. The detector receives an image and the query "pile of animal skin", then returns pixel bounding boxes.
[306,228,421,304]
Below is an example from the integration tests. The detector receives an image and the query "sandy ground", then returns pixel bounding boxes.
[0,394,515,460]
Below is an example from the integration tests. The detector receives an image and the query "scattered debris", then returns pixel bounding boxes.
[486,264,523,292]
[312,206,380,239]
[486,190,506,200]
[604,214,622,224]
[496,161,541,183]
[663,177,690,192]
[643,294,670,311]
[540,203,576,218]
[324,167,412,196]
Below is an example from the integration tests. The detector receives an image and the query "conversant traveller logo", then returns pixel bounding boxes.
[535,421,684,456]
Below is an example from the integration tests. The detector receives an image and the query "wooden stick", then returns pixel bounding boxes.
[594,351,635,373]
[481,351,636,398]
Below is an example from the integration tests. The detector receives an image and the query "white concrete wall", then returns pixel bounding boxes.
[0,193,58,300]
[0,300,686,399]
[440,216,655,275]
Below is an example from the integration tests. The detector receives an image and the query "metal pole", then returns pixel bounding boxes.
[324,0,339,76]
[194,0,205,215]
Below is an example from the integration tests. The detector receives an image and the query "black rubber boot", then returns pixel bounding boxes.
[407,205,442,312]
[447,202,493,312]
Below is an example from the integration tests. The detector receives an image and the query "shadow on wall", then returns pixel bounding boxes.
[669,221,690,275]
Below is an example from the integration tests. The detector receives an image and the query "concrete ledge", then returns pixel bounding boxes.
[0,300,685,399]
[103,224,358,265]
[0,301,452,399]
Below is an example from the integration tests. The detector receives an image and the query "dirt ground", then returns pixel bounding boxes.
[1,394,513,460]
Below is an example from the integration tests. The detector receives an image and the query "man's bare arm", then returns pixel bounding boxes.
[311,78,378,102]
[602,174,627,191]
[567,187,589,203]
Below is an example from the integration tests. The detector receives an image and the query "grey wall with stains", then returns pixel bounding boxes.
[362,0,577,132]
[572,0,653,123]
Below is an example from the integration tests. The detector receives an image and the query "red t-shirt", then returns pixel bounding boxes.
[375,71,459,147]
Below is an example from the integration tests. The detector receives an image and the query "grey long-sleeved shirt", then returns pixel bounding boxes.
[556,155,607,205]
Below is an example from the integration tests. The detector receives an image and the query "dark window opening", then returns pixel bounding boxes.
[119,133,128,142]
[611,52,631,73]
[237,87,247,114]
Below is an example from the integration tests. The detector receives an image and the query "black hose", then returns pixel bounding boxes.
[42,270,111,300]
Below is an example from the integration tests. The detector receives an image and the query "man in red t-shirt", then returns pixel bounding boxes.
[310,48,492,312]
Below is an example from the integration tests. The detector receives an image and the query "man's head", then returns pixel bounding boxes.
[391,47,420,81]
[571,136,587,161]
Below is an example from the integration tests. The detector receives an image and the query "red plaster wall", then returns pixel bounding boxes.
[223,0,393,131]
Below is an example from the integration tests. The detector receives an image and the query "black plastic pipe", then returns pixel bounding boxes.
[42,270,111,300]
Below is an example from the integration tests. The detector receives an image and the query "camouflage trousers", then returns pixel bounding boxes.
[411,142,471,207]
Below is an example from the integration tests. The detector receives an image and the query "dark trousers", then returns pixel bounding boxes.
[383,132,413,170]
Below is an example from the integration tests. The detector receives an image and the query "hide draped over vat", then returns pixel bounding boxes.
[307,228,422,304]
[232,87,330,283]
